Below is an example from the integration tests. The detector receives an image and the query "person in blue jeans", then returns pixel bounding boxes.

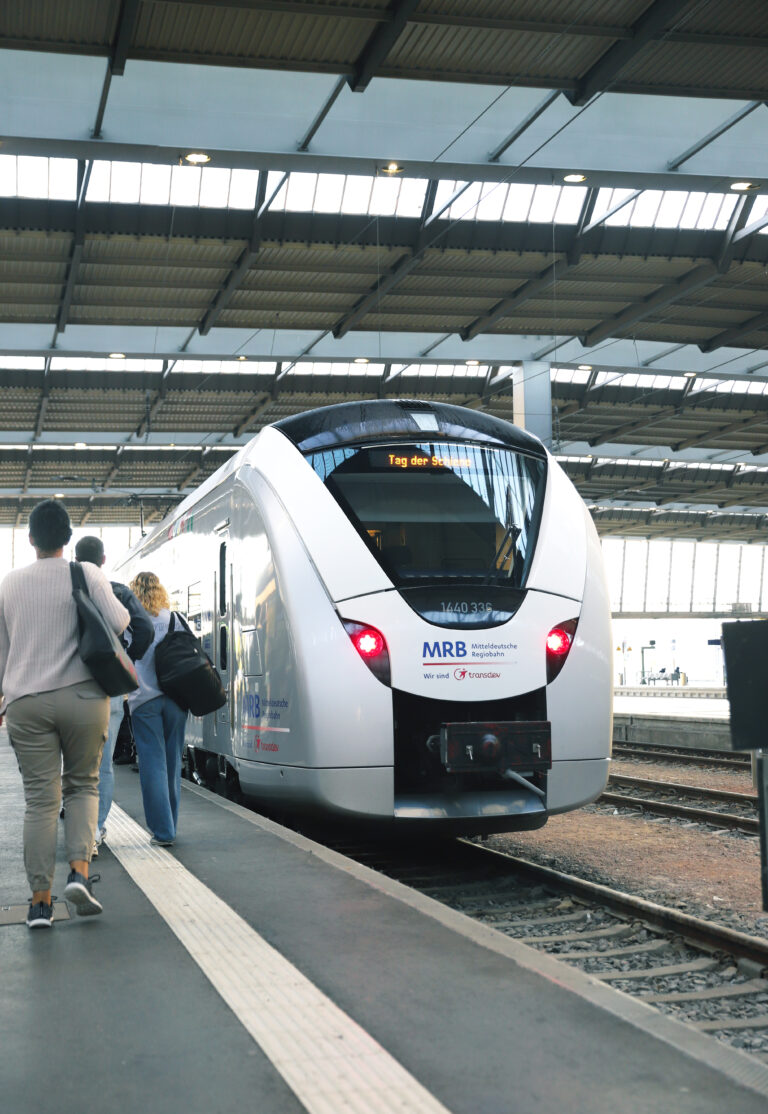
[127,571,188,846]
[75,536,154,855]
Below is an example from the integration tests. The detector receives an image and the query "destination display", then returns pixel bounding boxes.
[370,449,474,471]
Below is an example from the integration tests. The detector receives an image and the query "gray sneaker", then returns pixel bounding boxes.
[64,871,103,916]
[26,901,54,929]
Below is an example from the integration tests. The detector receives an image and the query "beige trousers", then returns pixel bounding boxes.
[7,679,109,891]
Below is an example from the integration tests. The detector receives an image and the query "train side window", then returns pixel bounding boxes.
[219,543,227,615]
[219,625,228,671]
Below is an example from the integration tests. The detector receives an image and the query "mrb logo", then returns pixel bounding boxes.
[423,640,467,659]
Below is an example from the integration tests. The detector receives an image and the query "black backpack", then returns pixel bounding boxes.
[154,612,227,716]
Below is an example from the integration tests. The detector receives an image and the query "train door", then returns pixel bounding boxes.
[213,523,233,751]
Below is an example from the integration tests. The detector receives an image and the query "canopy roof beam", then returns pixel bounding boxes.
[347,0,421,92]
[566,0,693,106]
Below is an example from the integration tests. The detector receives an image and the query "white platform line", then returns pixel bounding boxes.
[106,805,453,1114]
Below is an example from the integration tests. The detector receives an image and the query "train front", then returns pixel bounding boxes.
[263,400,612,832]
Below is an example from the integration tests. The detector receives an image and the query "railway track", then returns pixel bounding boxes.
[599,773,759,835]
[613,742,750,770]
[319,832,768,1065]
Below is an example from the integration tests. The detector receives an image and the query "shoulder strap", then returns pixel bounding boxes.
[69,561,88,595]
[168,612,176,633]
[173,611,194,635]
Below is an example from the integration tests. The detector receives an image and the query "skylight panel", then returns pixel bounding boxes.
[630,190,663,226]
[200,167,231,208]
[396,178,428,217]
[475,182,507,221]
[654,191,688,228]
[285,172,317,211]
[554,185,587,223]
[450,181,481,219]
[528,185,561,223]
[140,163,171,205]
[0,356,45,369]
[597,187,636,226]
[369,175,400,215]
[111,160,141,204]
[713,194,738,230]
[433,179,459,217]
[170,165,201,206]
[228,169,259,209]
[18,155,49,199]
[751,194,768,233]
[696,193,725,228]
[86,161,111,202]
[341,175,374,214]
[313,173,346,212]
[500,183,533,222]
[679,192,706,229]
[49,158,77,201]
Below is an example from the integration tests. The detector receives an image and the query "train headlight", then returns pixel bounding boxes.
[342,620,391,686]
[546,619,578,683]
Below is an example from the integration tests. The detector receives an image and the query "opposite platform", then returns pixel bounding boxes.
[1,731,767,1113]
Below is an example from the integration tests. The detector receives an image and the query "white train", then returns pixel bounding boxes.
[114,400,612,832]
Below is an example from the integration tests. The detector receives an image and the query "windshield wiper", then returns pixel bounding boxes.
[486,483,521,583]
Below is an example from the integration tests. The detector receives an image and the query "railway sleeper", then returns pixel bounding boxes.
[556,939,669,962]
[645,979,768,1004]
[693,1015,768,1032]
[599,956,718,980]
[489,909,593,929]
[521,921,635,945]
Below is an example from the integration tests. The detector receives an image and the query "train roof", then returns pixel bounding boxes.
[273,400,546,458]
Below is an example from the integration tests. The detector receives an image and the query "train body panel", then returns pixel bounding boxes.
[114,399,612,832]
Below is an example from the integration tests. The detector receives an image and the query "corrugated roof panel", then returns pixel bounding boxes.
[84,236,239,266]
[135,1,377,65]
[620,41,768,97]
[386,23,607,83]
[70,303,201,325]
[0,0,116,49]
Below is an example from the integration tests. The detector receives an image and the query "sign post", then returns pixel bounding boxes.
[721,621,768,911]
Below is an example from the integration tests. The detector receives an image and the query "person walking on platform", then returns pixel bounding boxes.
[127,572,188,847]
[0,500,129,928]
[75,536,154,856]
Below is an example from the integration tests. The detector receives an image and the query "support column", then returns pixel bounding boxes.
[513,362,552,447]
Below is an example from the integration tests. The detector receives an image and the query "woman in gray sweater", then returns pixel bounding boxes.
[0,500,129,928]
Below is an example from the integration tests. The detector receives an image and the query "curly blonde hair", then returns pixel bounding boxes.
[130,571,170,616]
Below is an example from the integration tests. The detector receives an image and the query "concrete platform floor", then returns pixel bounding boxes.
[1,730,767,1114]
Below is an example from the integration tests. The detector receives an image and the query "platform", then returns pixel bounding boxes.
[614,689,731,750]
[1,730,767,1113]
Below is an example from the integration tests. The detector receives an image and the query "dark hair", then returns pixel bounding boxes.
[75,535,105,566]
[28,499,72,552]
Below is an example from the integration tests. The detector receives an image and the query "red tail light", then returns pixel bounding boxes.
[546,619,577,683]
[342,620,391,686]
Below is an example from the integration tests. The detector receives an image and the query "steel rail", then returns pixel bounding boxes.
[457,840,768,969]
[613,744,750,770]
[609,774,756,805]
[598,791,759,834]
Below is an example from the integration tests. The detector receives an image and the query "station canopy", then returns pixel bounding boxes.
[1,1,768,540]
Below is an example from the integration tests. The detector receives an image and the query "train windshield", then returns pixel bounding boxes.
[306,441,546,591]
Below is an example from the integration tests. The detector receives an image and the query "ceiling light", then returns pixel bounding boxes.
[237,355,247,361]
[74,442,86,449]
[382,162,403,175]
[730,181,757,191]
[54,492,65,498]
[564,173,586,183]
[465,359,480,366]
[354,357,369,364]
[185,152,211,165]
[684,371,697,378]
[108,352,125,359]
[578,364,592,371]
